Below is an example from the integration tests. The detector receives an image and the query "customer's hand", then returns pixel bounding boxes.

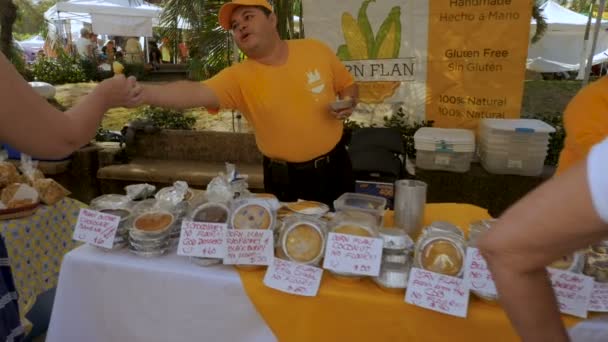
[95,74,143,109]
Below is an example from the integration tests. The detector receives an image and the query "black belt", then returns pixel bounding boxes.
[266,142,342,170]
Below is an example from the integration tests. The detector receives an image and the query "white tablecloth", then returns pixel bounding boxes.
[46,245,276,342]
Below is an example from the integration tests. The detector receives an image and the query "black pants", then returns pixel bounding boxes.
[263,142,355,207]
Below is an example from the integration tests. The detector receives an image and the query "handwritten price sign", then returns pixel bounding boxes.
[223,229,274,266]
[589,282,608,312]
[322,233,383,277]
[405,267,470,318]
[73,208,120,249]
[263,258,323,297]
[463,247,497,297]
[177,221,227,258]
[548,268,594,318]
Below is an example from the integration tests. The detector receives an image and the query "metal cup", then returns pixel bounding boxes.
[393,180,427,237]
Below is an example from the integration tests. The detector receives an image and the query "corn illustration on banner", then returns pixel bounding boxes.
[303,0,532,130]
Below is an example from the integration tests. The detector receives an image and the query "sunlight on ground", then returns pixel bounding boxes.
[54,82,256,133]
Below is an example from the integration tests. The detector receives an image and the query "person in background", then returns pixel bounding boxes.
[479,137,608,342]
[0,50,141,341]
[556,76,608,174]
[160,37,172,64]
[124,37,144,64]
[102,40,117,63]
[135,0,357,206]
[178,41,189,64]
[75,28,92,59]
[89,32,101,59]
[148,41,161,70]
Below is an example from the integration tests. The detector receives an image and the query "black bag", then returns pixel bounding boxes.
[348,127,405,183]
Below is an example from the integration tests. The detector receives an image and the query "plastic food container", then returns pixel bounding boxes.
[414,127,475,173]
[414,225,466,277]
[328,211,379,280]
[334,192,386,227]
[373,262,410,292]
[277,215,326,266]
[478,119,554,176]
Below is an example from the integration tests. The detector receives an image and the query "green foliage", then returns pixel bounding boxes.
[7,44,30,80]
[30,54,88,84]
[122,63,146,80]
[160,0,304,79]
[523,112,564,166]
[13,0,56,36]
[344,107,434,159]
[345,108,564,166]
[79,57,100,81]
[131,106,197,130]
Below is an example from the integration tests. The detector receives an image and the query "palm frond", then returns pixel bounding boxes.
[531,4,547,44]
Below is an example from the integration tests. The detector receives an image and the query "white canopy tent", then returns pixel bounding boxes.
[44,0,162,37]
[527,0,608,72]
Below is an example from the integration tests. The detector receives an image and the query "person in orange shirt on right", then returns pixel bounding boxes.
[556,76,608,174]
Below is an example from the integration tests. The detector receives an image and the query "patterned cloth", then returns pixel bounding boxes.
[0,236,24,342]
[0,198,83,333]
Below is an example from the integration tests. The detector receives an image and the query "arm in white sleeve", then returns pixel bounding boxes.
[588,137,608,223]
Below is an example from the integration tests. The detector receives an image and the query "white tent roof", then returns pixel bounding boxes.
[45,0,161,19]
[531,0,608,30]
[527,0,608,72]
[44,0,162,36]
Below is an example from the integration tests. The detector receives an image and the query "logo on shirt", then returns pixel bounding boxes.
[306,69,325,94]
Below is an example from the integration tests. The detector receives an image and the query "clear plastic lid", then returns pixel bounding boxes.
[190,202,230,224]
[414,127,475,149]
[230,198,276,230]
[330,210,379,236]
[481,119,555,134]
[90,194,132,210]
[468,219,497,246]
[414,227,467,278]
[279,215,327,265]
[334,193,386,227]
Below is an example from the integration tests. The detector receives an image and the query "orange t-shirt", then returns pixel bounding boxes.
[204,39,355,162]
[556,76,608,174]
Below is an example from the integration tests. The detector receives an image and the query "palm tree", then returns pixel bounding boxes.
[160,0,233,80]
[0,0,18,57]
[532,1,548,43]
[159,0,303,79]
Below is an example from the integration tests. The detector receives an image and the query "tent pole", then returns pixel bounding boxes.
[577,1,596,80]
[584,0,607,86]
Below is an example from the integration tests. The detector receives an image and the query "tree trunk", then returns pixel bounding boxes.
[0,0,18,58]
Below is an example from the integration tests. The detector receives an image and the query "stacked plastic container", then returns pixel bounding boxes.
[413,127,475,173]
[478,119,555,176]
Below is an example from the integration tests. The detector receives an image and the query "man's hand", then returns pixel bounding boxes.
[95,75,143,109]
[329,97,356,120]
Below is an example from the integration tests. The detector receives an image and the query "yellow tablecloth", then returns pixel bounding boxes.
[238,203,580,341]
[0,198,83,326]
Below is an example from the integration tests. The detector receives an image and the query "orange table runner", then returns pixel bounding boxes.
[238,203,579,341]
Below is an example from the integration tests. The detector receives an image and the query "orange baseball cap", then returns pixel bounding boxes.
[218,0,273,30]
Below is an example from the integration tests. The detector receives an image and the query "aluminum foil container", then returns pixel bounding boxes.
[190,257,222,267]
[373,262,410,290]
[379,228,414,251]
[383,249,411,264]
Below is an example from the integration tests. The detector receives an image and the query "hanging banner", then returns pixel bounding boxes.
[303,0,532,129]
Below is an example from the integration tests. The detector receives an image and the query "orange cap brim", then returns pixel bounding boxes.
[219,3,240,30]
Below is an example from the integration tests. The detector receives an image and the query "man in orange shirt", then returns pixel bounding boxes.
[556,76,608,174]
[138,0,358,205]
